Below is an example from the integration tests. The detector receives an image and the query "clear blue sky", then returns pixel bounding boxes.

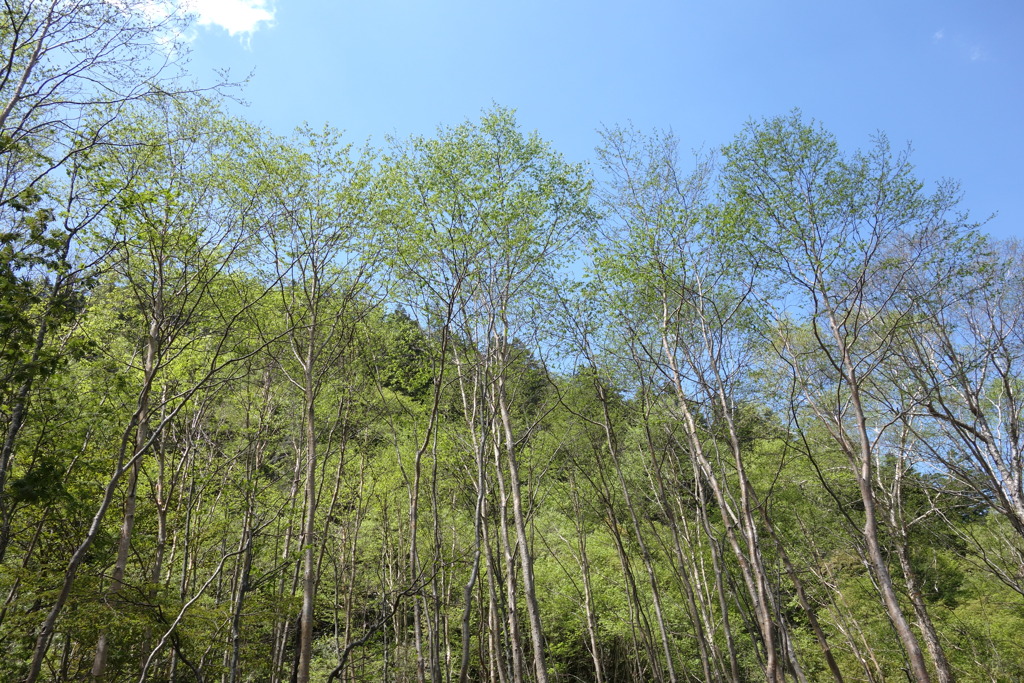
[183,0,1022,239]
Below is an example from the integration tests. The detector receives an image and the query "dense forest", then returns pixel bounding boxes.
[2,2,1023,681]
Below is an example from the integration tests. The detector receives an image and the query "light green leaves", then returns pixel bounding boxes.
[384,106,595,324]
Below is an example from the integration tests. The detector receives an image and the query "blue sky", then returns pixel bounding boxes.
[182,0,1022,240]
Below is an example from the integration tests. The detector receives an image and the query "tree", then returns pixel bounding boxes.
[247,124,382,683]
[0,0,195,206]
[0,0,218,648]
[23,94,274,681]
[900,241,1024,537]
[384,106,595,683]
[592,124,805,682]
[722,111,969,682]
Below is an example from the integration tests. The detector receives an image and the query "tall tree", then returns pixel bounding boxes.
[0,0,217,625]
[248,124,381,683]
[900,240,1024,540]
[24,95,274,681]
[0,0,197,206]
[593,124,801,681]
[385,106,595,682]
[722,112,969,682]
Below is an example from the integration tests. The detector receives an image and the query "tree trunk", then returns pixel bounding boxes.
[495,377,549,683]
[296,375,318,683]
[833,335,931,682]
[92,316,159,679]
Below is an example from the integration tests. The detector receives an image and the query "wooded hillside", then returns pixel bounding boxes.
[1,4,1022,681]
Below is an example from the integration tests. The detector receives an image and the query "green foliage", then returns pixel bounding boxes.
[2,93,1023,683]
[384,105,595,328]
[373,309,436,399]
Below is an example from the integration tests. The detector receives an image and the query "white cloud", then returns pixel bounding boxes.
[933,29,944,42]
[109,0,276,50]
[183,0,276,38]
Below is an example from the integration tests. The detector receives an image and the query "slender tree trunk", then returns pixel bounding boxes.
[484,521,509,683]
[694,471,741,682]
[271,443,304,683]
[762,513,844,682]
[229,503,256,683]
[90,458,139,677]
[667,381,779,680]
[491,432,526,683]
[297,370,318,683]
[92,317,159,679]
[712,380,786,683]
[895,537,952,683]
[568,478,605,683]
[886,451,953,683]
[495,376,548,683]
[593,381,675,682]
[840,358,931,682]
[652,455,716,682]
[603,496,659,677]
[799,512,884,683]
[459,452,487,683]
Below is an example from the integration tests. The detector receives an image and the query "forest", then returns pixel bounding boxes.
[1,2,1023,682]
